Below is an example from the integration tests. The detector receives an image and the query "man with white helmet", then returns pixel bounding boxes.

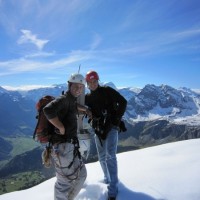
[43,73,87,200]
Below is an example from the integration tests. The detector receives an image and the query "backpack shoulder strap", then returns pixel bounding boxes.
[33,109,43,140]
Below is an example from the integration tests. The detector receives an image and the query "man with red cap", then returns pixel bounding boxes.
[85,70,127,200]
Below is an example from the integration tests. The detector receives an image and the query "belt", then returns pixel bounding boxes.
[53,137,78,145]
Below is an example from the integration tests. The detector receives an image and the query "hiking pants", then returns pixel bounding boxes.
[94,128,119,197]
[51,142,87,200]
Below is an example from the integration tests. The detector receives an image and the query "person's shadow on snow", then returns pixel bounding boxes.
[75,181,166,200]
[118,182,166,200]
[75,182,107,200]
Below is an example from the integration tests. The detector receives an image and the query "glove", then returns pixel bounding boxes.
[119,120,127,132]
[85,108,92,119]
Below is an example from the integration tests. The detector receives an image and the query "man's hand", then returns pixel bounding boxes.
[77,104,92,118]
[55,127,65,135]
[86,108,92,119]
[48,117,65,135]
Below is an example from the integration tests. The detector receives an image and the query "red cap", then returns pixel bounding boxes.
[85,71,99,82]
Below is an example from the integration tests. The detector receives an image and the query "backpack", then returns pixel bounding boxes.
[33,95,55,144]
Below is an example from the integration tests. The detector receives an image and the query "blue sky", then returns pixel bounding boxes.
[0,0,200,90]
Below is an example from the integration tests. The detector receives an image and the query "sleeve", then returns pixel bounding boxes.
[43,95,68,120]
[105,86,127,126]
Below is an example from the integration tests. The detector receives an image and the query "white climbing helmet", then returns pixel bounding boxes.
[68,73,86,85]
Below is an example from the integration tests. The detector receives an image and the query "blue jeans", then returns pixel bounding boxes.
[94,128,118,197]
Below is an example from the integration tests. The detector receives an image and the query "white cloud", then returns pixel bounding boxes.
[174,28,200,39]
[0,50,93,76]
[24,51,55,58]
[2,85,53,91]
[90,33,102,50]
[17,29,49,50]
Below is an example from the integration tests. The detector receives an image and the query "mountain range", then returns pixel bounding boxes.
[1,83,200,152]
[0,83,200,193]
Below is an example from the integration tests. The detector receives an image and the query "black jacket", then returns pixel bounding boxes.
[43,91,78,143]
[85,86,127,127]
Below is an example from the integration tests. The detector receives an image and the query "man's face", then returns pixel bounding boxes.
[70,83,84,97]
[87,79,98,91]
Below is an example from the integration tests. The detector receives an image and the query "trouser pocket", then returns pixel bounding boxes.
[51,142,81,180]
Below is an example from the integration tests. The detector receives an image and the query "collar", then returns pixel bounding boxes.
[66,90,77,100]
[91,85,101,94]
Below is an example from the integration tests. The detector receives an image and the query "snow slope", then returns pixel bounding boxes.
[0,139,200,200]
